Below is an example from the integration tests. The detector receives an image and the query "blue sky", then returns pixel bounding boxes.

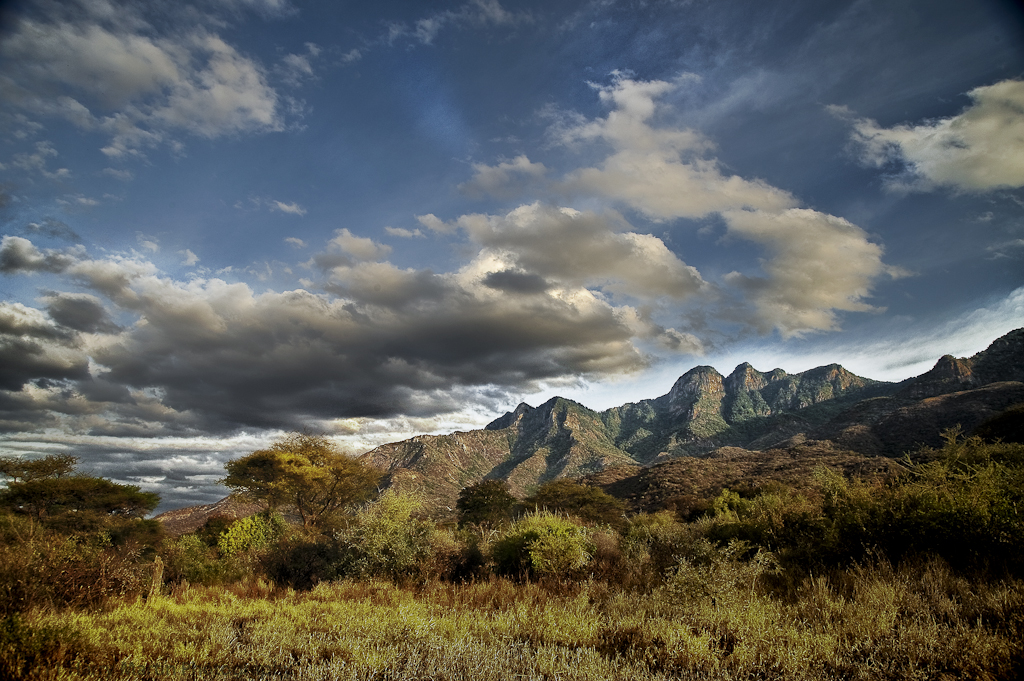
[1,0,1022,511]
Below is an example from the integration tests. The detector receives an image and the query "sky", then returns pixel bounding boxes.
[0,0,1022,512]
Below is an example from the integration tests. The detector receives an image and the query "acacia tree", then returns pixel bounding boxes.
[0,454,160,539]
[222,433,382,528]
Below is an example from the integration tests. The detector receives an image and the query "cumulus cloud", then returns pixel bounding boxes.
[552,74,796,219]
[179,249,199,266]
[0,236,82,274]
[0,237,659,436]
[0,1,283,159]
[451,203,705,300]
[838,79,1024,193]
[284,237,307,248]
[721,209,901,336]
[463,73,897,338]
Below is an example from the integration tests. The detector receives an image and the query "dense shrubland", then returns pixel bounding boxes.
[2,430,1024,679]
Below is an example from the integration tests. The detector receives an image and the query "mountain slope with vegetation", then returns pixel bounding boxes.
[360,328,1023,512]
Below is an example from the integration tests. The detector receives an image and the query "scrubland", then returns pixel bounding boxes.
[2,431,1023,680]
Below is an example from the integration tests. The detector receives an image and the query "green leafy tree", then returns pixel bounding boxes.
[222,433,381,528]
[0,454,159,537]
[526,479,626,529]
[457,479,518,527]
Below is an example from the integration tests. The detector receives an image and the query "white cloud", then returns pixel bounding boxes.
[384,227,425,238]
[179,249,199,266]
[839,79,1024,193]
[284,237,307,248]
[553,74,796,220]
[452,202,705,300]
[466,73,898,338]
[272,200,306,216]
[325,228,392,261]
[722,209,903,336]
[0,5,283,160]
[137,233,159,252]
[416,213,454,234]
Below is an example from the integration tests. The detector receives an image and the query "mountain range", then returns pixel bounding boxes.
[358,328,1024,513]
[157,328,1023,532]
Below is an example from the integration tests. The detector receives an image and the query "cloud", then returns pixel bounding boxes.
[552,74,796,220]
[313,228,392,268]
[384,227,424,238]
[179,249,199,266]
[11,141,71,179]
[838,79,1024,193]
[459,155,548,199]
[721,209,901,336]
[452,203,705,300]
[0,236,662,436]
[272,200,306,216]
[24,218,81,243]
[463,73,897,338]
[284,237,307,248]
[416,213,454,234]
[0,2,284,159]
[41,292,119,333]
[137,234,159,252]
[0,236,82,274]
[385,0,529,46]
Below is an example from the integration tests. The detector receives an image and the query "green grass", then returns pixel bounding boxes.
[11,559,1024,681]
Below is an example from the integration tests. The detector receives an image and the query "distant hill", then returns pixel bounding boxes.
[158,328,1024,527]
[360,328,1023,513]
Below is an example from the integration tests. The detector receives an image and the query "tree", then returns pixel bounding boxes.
[0,454,160,541]
[457,479,518,527]
[526,479,626,529]
[222,433,381,528]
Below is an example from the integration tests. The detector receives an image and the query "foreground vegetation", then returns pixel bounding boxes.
[1,430,1023,679]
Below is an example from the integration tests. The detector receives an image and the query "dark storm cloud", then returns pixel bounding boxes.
[0,237,653,435]
[483,269,550,295]
[42,292,120,333]
[0,236,81,274]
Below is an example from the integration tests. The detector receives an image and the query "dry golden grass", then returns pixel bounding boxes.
[9,557,1022,681]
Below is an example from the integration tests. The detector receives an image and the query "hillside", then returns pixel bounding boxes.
[356,328,1023,513]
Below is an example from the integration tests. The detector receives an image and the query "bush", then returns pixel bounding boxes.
[491,511,594,580]
[218,512,285,557]
[0,515,151,612]
[337,492,438,581]
[525,480,626,530]
[162,533,246,586]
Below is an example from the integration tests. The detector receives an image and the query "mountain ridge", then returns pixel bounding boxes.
[355,328,1023,513]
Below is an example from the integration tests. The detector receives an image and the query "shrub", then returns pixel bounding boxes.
[491,511,594,580]
[0,517,151,612]
[457,480,518,528]
[525,480,626,530]
[217,512,285,557]
[337,492,437,581]
[162,533,245,586]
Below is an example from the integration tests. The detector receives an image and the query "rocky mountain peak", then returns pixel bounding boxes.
[668,366,725,411]
[485,402,535,430]
[725,363,768,392]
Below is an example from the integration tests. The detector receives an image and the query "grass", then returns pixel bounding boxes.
[13,557,1024,681]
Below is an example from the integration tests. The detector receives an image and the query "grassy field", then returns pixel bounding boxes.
[9,559,1024,681]
[4,431,1024,680]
